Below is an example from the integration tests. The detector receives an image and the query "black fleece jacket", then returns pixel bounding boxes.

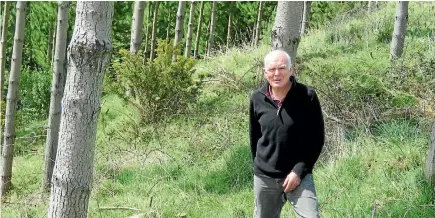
[249,78,325,179]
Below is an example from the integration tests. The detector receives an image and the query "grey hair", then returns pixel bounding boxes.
[264,50,292,70]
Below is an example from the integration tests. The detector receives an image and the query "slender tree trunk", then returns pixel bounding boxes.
[130,1,145,54]
[143,2,151,64]
[254,1,264,47]
[173,1,186,60]
[0,2,10,145]
[193,1,204,59]
[207,1,217,56]
[390,1,409,59]
[185,1,195,57]
[47,2,113,217]
[0,1,27,197]
[301,1,311,35]
[42,1,70,192]
[271,1,303,64]
[226,2,232,49]
[51,22,57,67]
[251,21,257,46]
[149,1,159,61]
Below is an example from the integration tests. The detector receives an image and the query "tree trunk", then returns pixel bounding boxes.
[184,1,195,58]
[0,2,10,145]
[207,1,217,56]
[173,1,186,60]
[149,1,159,61]
[301,1,311,35]
[130,1,145,54]
[47,2,113,217]
[0,1,27,197]
[51,22,57,68]
[271,1,303,64]
[251,21,257,46]
[193,1,204,59]
[254,1,264,47]
[226,2,232,49]
[390,1,409,59]
[42,1,70,192]
[143,2,151,64]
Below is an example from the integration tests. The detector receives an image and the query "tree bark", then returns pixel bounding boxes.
[207,1,217,56]
[0,1,10,145]
[390,1,409,59]
[254,1,264,47]
[149,1,159,61]
[0,1,27,197]
[173,1,186,60]
[226,2,232,48]
[47,2,113,217]
[184,1,195,58]
[271,1,303,65]
[301,1,311,35]
[42,1,70,192]
[193,1,204,59]
[130,1,145,54]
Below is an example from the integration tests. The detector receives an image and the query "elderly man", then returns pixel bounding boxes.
[249,50,325,218]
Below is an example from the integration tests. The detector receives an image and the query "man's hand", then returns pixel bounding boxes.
[282,172,301,192]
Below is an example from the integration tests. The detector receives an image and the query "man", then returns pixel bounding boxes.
[249,50,325,218]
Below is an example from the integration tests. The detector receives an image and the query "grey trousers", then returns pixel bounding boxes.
[253,173,320,218]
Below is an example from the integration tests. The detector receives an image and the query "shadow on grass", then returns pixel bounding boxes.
[181,145,253,195]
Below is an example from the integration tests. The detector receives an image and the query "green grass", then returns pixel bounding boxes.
[3,2,435,218]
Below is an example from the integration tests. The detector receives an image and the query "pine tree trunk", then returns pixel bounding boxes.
[130,1,145,54]
[0,2,10,145]
[150,1,160,61]
[184,1,195,57]
[173,1,186,60]
[271,1,303,64]
[390,1,409,59]
[207,1,217,56]
[301,1,311,35]
[47,2,113,217]
[42,1,70,192]
[193,1,204,59]
[143,2,151,64]
[254,1,264,47]
[226,2,232,49]
[0,1,27,197]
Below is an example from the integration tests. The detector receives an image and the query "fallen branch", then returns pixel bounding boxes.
[99,206,141,211]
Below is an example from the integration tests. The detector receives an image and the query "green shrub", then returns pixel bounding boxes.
[107,40,203,124]
[18,67,52,125]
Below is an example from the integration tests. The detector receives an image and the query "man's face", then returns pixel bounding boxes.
[264,54,293,88]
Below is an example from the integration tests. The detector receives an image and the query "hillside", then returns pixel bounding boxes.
[3,2,435,217]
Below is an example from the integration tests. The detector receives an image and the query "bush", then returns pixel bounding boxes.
[18,67,52,125]
[107,39,203,123]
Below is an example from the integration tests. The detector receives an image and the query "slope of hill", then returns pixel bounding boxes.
[3,2,435,217]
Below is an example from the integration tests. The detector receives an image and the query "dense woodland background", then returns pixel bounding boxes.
[0,1,434,217]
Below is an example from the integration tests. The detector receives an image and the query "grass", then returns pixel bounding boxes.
[3,2,435,218]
